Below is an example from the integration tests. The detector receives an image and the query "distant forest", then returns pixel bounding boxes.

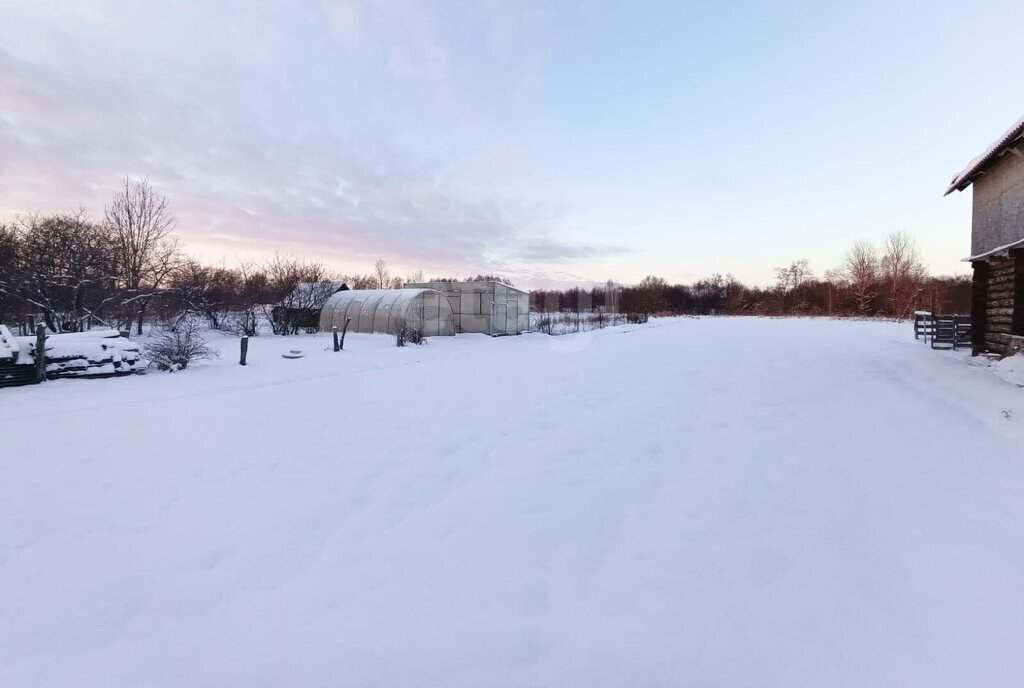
[531,234,970,319]
[0,178,969,335]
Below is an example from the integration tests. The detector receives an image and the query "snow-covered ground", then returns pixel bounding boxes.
[1,317,1023,687]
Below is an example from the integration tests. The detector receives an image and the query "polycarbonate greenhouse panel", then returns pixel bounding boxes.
[319,289,456,336]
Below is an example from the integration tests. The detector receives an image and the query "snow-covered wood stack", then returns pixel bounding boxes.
[0,325,37,387]
[0,325,19,362]
[36,330,143,379]
[2,329,144,383]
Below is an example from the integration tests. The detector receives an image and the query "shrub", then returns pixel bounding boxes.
[145,318,219,371]
[394,318,426,347]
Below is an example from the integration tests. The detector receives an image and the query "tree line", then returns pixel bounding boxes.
[530,232,970,319]
[0,179,406,335]
[0,181,968,336]
[0,180,525,336]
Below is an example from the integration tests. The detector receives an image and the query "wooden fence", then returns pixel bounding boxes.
[913,312,972,350]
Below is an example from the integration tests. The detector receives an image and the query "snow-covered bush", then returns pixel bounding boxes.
[145,318,218,371]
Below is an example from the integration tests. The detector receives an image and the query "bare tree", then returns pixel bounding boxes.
[774,259,813,312]
[775,259,813,292]
[229,260,269,336]
[105,178,181,334]
[374,258,390,290]
[0,223,19,324]
[262,254,337,334]
[879,231,926,318]
[341,273,377,290]
[636,275,668,313]
[167,259,248,331]
[0,211,118,332]
[844,240,879,315]
[605,279,621,313]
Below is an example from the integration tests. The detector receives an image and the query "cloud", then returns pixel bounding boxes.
[513,237,629,264]
[61,0,104,23]
[324,0,362,42]
[0,44,609,284]
[326,0,457,112]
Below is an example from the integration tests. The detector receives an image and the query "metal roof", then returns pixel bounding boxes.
[945,114,1024,195]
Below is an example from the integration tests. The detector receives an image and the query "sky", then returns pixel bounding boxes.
[1,0,1023,288]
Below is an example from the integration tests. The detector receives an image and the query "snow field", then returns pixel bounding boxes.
[1,317,1022,687]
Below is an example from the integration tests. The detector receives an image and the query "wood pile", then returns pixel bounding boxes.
[38,330,143,379]
[0,327,144,387]
[0,325,36,388]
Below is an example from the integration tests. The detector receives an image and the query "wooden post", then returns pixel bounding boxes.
[971,260,988,356]
[339,317,352,350]
[240,336,249,366]
[34,324,46,382]
[332,326,340,352]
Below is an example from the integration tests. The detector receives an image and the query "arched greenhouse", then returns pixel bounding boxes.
[318,289,456,336]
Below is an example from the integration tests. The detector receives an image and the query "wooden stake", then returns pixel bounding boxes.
[240,335,249,366]
[332,326,340,352]
[34,324,46,382]
[340,317,352,350]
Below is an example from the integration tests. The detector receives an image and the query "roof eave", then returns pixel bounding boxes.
[943,180,966,196]
[961,236,1024,262]
[945,115,1024,196]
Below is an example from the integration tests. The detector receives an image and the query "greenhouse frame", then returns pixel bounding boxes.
[318,288,456,336]
[406,281,530,335]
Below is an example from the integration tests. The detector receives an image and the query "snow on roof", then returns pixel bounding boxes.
[945,114,1024,195]
[281,282,347,306]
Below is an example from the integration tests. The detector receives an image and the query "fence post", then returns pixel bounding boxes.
[332,326,340,352]
[34,324,46,382]
[240,335,249,366]
[340,317,352,350]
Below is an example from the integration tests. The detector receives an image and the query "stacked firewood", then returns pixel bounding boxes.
[27,330,143,380]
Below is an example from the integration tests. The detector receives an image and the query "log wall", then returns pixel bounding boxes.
[980,253,1024,355]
